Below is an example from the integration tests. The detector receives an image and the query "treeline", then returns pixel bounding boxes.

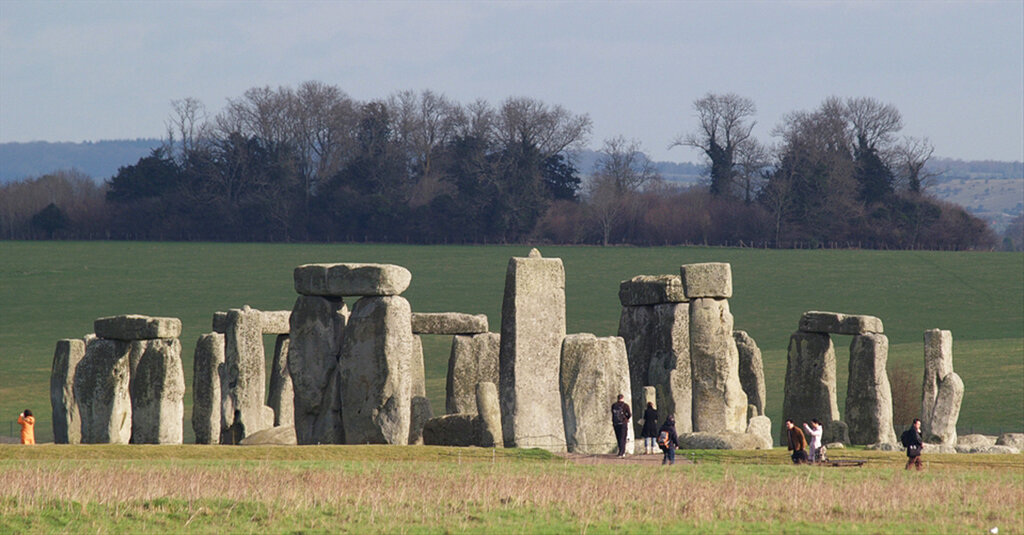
[0,83,1001,249]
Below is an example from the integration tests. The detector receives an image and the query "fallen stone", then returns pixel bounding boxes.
[51,338,86,444]
[825,442,845,450]
[559,334,631,454]
[680,262,732,299]
[294,263,412,297]
[798,311,883,335]
[745,415,773,450]
[960,445,1020,455]
[996,433,1024,449]
[446,333,500,415]
[191,332,224,444]
[866,442,902,451]
[261,310,291,335]
[679,432,766,450]
[690,297,746,433]
[128,338,184,444]
[422,414,478,447]
[267,334,294,427]
[956,434,997,448]
[846,333,897,445]
[618,275,686,306]
[783,331,841,442]
[75,338,132,444]
[288,295,348,445]
[412,313,488,335]
[734,330,765,417]
[94,314,182,340]
[923,443,957,454]
[476,382,502,448]
[239,425,297,446]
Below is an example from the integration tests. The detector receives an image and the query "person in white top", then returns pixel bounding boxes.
[803,419,823,462]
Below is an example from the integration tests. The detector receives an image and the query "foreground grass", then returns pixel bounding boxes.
[0,445,1021,534]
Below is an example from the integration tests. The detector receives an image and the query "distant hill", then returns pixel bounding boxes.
[0,139,162,183]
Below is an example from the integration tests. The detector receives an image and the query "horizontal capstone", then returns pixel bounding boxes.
[94,315,181,340]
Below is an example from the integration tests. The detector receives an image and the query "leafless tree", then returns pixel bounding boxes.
[895,136,938,193]
[587,137,661,245]
[671,92,757,196]
[164,97,209,168]
[845,96,903,154]
[493,97,591,159]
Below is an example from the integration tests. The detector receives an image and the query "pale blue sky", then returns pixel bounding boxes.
[1,0,1021,162]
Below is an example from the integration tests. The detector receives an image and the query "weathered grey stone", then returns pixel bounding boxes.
[220,307,273,443]
[191,332,224,444]
[783,331,841,442]
[643,386,657,411]
[618,275,687,306]
[412,313,488,335]
[679,432,766,450]
[957,444,1020,455]
[289,295,348,445]
[927,372,964,446]
[734,330,765,417]
[499,251,567,451]
[798,311,884,335]
[559,334,631,454]
[866,442,902,452]
[921,329,958,444]
[239,425,297,446]
[94,314,182,340]
[619,303,690,435]
[923,443,957,454]
[846,333,897,445]
[75,338,132,444]
[956,434,996,448]
[827,420,850,445]
[476,382,502,448]
[680,262,732,299]
[339,295,414,445]
[745,415,774,450]
[446,333,500,415]
[422,414,478,447]
[268,335,294,427]
[261,310,291,335]
[128,338,184,444]
[825,442,845,450]
[689,298,746,433]
[408,335,433,445]
[294,263,412,297]
[996,433,1024,449]
[212,311,228,334]
[51,338,86,444]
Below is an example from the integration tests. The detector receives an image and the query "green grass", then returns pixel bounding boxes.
[1,241,1022,442]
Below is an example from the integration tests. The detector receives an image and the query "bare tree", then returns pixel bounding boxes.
[587,137,661,245]
[164,97,209,168]
[895,136,938,193]
[671,92,757,196]
[845,97,903,153]
[493,97,592,159]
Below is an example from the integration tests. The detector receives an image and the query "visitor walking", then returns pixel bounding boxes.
[901,419,924,470]
[658,415,678,465]
[18,410,35,445]
[786,419,807,464]
[610,394,632,457]
[641,402,658,454]
[803,419,823,462]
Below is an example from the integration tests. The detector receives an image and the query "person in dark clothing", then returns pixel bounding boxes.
[611,394,632,457]
[658,415,679,465]
[641,402,659,454]
[786,419,808,464]
[902,418,924,470]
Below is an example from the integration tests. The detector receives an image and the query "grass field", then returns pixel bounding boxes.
[0,444,1021,533]
[1,241,1022,443]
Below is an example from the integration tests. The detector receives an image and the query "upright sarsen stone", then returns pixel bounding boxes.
[51,338,86,444]
[559,334,631,454]
[129,338,185,444]
[846,333,897,445]
[408,335,433,444]
[618,302,691,434]
[689,297,747,433]
[783,331,841,442]
[289,295,348,445]
[922,328,963,445]
[499,249,567,451]
[75,338,132,444]
[476,381,503,448]
[220,307,273,443]
[268,334,294,427]
[734,330,766,417]
[339,295,414,445]
[446,333,500,414]
[192,332,225,444]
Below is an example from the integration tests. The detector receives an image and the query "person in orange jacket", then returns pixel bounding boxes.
[18,409,35,445]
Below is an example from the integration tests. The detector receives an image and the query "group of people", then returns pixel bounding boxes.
[787,417,926,470]
[611,394,679,465]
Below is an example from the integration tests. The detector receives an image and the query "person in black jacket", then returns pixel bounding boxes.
[658,415,679,465]
[610,394,632,457]
[641,402,659,454]
[902,419,924,470]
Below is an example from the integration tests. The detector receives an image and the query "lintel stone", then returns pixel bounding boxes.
[799,311,883,335]
[618,275,687,306]
[294,263,412,297]
[94,315,181,340]
[412,313,488,335]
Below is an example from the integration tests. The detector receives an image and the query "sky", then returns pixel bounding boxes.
[1,1,1022,163]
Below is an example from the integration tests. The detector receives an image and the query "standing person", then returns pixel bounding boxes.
[786,419,807,464]
[610,394,632,457]
[658,415,679,465]
[803,419,823,462]
[641,402,659,454]
[901,419,924,471]
[18,410,35,445]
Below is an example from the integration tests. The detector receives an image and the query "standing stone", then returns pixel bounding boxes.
[51,338,86,444]
[745,414,774,450]
[619,305,656,432]
[446,333,500,414]
[619,302,691,435]
[75,338,132,444]
[499,249,567,451]
[339,295,414,445]
[221,307,273,443]
[921,328,962,445]
[408,335,433,445]
[643,386,657,411]
[846,333,897,445]
[192,332,225,444]
[268,334,294,427]
[129,338,185,444]
[689,297,747,433]
[476,382,503,448]
[289,295,348,445]
[734,330,766,417]
[783,331,841,442]
[928,372,964,445]
[559,334,631,454]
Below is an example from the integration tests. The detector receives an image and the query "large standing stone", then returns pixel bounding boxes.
[412,313,489,335]
[192,332,224,444]
[734,330,765,417]
[75,338,132,444]
[94,315,182,341]
[559,334,631,454]
[339,295,414,445]
[618,275,687,306]
[51,338,86,444]
[928,372,964,445]
[476,382,503,448]
[618,302,690,434]
[446,333,500,414]
[128,338,185,444]
[783,331,841,442]
[289,295,348,445]
[220,307,274,443]
[681,262,732,299]
[846,333,897,445]
[294,263,412,297]
[499,249,567,451]
[921,328,961,445]
[798,311,883,335]
[619,305,656,430]
[689,297,747,433]
[268,334,294,427]
[408,335,433,444]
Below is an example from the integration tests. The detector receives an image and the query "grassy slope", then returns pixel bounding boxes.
[1,242,1021,442]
